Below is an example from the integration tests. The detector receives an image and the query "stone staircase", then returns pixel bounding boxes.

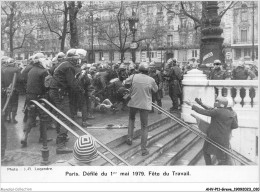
[93,116,255,166]
[92,117,206,166]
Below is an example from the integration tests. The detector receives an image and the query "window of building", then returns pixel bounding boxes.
[151,51,157,58]
[244,48,251,57]
[167,35,173,46]
[180,18,187,28]
[109,51,114,61]
[241,4,248,21]
[192,50,198,57]
[241,30,247,42]
[99,51,103,61]
[157,5,163,14]
[235,49,241,59]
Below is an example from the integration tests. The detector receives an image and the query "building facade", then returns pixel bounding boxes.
[1,1,258,67]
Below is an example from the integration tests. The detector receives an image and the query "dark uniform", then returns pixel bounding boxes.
[209,68,228,80]
[149,69,163,113]
[232,65,256,106]
[232,66,255,80]
[49,57,84,154]
[1,63,21,123]
[21,62,50,147]
[165,64,183,111]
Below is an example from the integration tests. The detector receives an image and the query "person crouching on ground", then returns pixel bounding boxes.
[124,62,158,156]
[185,96,238,165]
[51,135,99,166]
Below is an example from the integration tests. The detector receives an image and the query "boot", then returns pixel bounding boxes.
[11,112,18,124]
[56,134,73,154]
[126,119,135,145]
[21,132,29,147]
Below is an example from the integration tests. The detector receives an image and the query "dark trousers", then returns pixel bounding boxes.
[49,89,71,136]
[1,115,7,158]
[128,107,149,152]
[81,94,89,122]
[23,94,49,135]
[5,90,19,119]
[169,86,178,110]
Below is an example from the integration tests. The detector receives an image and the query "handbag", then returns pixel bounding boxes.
[123,74,135,102]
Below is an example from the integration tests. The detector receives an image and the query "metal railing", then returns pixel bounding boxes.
[152,102,255,165]
[31,99,130,166]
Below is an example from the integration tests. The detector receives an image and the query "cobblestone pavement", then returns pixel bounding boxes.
[2,95,175,166]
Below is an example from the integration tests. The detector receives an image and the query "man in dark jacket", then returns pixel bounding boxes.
[185,96,238,165]
[21,53,52,147]
[149,61,163,114]
[49,48,86,154]
[164,58,183,112]
[1,58,21,123]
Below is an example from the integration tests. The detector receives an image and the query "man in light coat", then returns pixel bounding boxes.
[124,62,158,156]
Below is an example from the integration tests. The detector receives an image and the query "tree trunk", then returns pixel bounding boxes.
[120,51,125,63]
[9,11,14,58]
[60,1,68,51]
[68,2,81,48]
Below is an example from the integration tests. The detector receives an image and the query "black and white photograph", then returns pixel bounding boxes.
[1,1,259,191]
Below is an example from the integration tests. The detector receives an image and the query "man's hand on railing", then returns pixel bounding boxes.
[195,98,202,105]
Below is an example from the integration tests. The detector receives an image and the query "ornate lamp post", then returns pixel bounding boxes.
[128,11,139,63]
[200,1,224,68]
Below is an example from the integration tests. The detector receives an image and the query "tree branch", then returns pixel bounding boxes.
[180,1,201,24]
[39,5,62,38]
[218,1,238,19]
[13,25,36,50]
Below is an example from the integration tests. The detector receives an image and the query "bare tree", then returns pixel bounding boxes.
[1,2,37,57]
[38,1,69,52]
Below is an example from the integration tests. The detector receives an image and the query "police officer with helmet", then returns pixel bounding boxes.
[149,61,163,114]
[49,48,86,154]
[209,60,229,80]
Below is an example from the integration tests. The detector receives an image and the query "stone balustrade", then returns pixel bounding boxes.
[181,69,259,163]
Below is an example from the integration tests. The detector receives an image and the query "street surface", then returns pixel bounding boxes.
[2,95,173,166]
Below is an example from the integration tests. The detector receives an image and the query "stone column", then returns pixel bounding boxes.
[181,69,215,123]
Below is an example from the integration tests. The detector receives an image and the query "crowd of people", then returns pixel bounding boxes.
[1,49,185,159]
[1,49,258,163]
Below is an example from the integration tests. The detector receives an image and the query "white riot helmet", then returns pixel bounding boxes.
[57,52,65,61]
[52,57,58,65]
[76,49,87,59]
[33,52,45,63]
[66,49,78,59]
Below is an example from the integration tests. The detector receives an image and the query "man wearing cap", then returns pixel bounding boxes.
[51,135,99,166]
[149,61,163,114]
[185,96,238,165]
[1,58,21,123]
[209,60,229,80]
[124,62,158,156]
[49,48,86,154]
